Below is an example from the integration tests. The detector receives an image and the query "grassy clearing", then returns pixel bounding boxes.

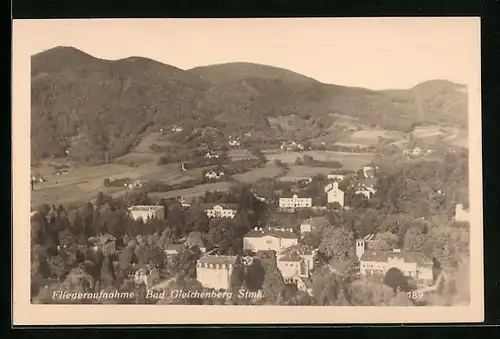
[150,181,232,199]
[284,165,336,177]
[232,164,283,184]
[334,129,407,147]
[264,150,375,170]
[228,148,257,161]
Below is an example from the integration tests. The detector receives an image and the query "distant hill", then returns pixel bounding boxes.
[190,62,319,85]
[31,47,468,163]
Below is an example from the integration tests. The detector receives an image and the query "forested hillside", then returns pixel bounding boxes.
[31,47,468,163]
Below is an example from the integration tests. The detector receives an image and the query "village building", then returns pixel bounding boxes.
[299,220,312,234]
[203,204,238,219]
[363,166,375,179]
[229,140,240,147]
[204,152,220,159]
[277,245,317,295]
[279,194,312,209]
[164,243,184,259]
[171,125,183,132]
[325,181,345,206]
[356,238,433,285]
[128,205,165,222]
[454,203,470,223]
[196,255,237,290]
[243,227,298,253]
[354,177,377,199]
[327,173,345,181]
[184,231,207,253]
[205,170,225,180]
[88,234,116,256]
[127,263,160,289]
[126,180,144,189]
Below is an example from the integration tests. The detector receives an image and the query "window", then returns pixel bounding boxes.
[266,240,272,244]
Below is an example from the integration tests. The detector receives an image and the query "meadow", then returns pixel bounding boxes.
[264,150,375,170]
[232,164,283,184]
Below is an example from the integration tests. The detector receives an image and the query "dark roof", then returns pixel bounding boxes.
[360,250,432,266]
[279,251,303,262]
[198,255,237,266]
[244,228,297,239]
[280,244,315,256]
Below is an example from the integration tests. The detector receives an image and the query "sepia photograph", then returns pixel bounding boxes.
[12,17,483,324]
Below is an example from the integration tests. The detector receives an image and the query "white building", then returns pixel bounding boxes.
[299,220,312,234]
[229,140,240,147]
[277,245,317,281]
[196,255,237,290]
[128,205,165,222]
[327,173,345,181]
[204,204,238,219]
[356,238,433,285]
[204,152,220,159]
[279,195,312,209]
[454,203,470,223]
[363,166,375,179]
[243,228,298,253]
[325,181,345,206]
[205,170,225,179]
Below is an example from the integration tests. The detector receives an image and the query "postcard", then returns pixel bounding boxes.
[12,17,483,325]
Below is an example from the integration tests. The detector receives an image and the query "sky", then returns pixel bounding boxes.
[14,18,480,90]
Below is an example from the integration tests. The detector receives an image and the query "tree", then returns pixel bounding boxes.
[100,256,115,289]
[370,232,399,251]
[383,267,411,292]
[230,258,245,291]
[319,227,354,261]
[261,257,286,303]
[48,255,68,281]
[403,226,428,252]
[388,291,414,306]
[347,280,394,306]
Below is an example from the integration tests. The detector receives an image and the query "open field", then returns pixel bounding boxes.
[149,181,232,199]
[412,125,446,139]
[116,131,175,165]
[283,165,336,178]
[30,159,211,207]
[227,148,257,161]
[334,129,407,147]
[232,164,283,184]
[263,150,375,170]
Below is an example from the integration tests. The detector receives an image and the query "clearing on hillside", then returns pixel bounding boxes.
[264,150,375,170]
[149,181,233,199]
[232,164,283,184]
[334,129,407,148]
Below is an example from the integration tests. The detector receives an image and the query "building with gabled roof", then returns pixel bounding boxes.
[128,205,165,222]
[203,203,238,219]
[279,194,312,209]
[325,181,345,206]
[196,255,237,290]
[277,245,318,285]
[357,241,433,285]
[243,227,298,253]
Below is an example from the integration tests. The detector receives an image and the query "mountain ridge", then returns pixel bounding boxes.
[31,46,468,163]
